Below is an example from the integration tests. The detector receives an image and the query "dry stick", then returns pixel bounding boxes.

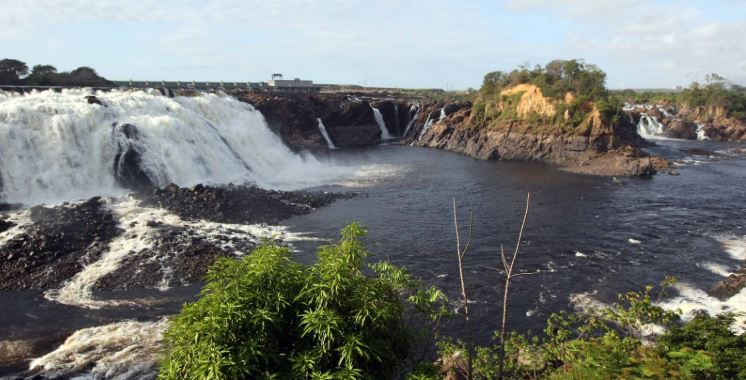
[452,198,474,380]
[497,193,538,380]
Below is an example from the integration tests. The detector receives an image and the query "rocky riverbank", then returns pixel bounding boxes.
[0,184,348,291]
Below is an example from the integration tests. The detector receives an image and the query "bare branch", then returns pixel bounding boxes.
[510,270,541,278]
[500,245,509,272]
[509,193,531,270]
[461,211,474,260]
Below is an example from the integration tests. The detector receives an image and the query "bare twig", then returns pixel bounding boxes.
[498,193,532,380]
[453,198,474,380]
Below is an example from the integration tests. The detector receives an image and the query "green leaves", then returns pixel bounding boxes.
[159,224,449,380]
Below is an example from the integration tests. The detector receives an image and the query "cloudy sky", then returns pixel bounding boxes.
[2,0,745,89]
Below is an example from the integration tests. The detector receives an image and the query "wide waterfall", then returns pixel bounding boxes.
[0,89,354,205]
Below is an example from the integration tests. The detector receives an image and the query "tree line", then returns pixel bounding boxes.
[0,58,112,87]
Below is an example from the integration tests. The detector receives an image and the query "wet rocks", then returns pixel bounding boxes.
[662,118,698,139]
[137,183,344,225]
[112,123,155,189]
[0,198,121,290]
[0,217,15,233]
[710,268,746,300]
[322,101,382,147]
[84,95,104,106]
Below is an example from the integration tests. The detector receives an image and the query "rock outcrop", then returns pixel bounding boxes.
[410,86,664,176]
[626,104,746,141]
[710,269,746,300]
[112,123,155,189]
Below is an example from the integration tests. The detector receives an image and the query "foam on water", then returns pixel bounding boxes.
[715,234,746,260]
[0,89,389,205]
[699,261,733,277]
[44,197,314,308]
[660,283,746,333]
[0,209,32,248]
[29,318,168,379]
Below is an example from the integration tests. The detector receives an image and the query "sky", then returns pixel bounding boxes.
[1,0,745,90]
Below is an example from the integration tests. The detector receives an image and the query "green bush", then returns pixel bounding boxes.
[158,223,449,380]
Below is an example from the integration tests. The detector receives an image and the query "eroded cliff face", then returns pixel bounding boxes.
[408,86,665,177]
[235,93,419,149]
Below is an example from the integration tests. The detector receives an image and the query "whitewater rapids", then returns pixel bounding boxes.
[0,89,384,205]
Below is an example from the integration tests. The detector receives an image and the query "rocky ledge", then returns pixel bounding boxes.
[233,92,419,149]
[626,104,746,141]
[408,88,665,177]
[0,184,349,291]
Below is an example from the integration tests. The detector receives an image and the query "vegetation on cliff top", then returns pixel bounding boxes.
[471,60,623,131]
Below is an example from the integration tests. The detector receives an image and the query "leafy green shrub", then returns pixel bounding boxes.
[159,223,449,380]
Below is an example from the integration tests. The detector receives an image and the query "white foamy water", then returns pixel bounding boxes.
[30,318,168,380]
[696,123,709,140]
[0,209,32,248]
[316,118,336,149]
[660,283,746,333]
[0,89,388,205]
[715,234,746,261]
[637,115,666,139]
[699,261,733,277]
[371,106,392,140]
[402,105,420,137]
[44,197,314,308]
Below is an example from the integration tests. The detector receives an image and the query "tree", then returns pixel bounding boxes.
[159,224,449,380]
[0,58,29,84]
[31,64,57,76]
[70,66,99,79]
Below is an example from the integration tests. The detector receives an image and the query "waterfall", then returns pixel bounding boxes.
[0,89,356,205]
[316,118,337,149]
[418,106,446,141]
[403,105,420,137]
[696,124,709,140]
[637,114,665,139]
[394,103,400,135]
[371,107,392,140]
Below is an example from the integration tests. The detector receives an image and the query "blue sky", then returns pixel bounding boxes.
[2,0,745,89]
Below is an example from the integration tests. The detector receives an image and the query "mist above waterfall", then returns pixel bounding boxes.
[0,89,379,205]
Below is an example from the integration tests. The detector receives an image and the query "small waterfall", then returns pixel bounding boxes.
[696,124,709,140]
[403,105,420,137]
[316,118,336,149]
[371,107,392,140]
[637,114,665,139]
[394,103,400,135]
[417,107,445,141]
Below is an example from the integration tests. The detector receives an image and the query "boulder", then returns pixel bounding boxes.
[663,119,698,139]
[84,95,104,106]
[710,269,746,300]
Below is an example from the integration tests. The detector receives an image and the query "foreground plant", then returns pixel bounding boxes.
[158,223,449,380]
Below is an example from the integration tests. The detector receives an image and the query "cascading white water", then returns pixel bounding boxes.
[0,89,362,205]
[371,107,392,140]
[696,124,709,140]
[316,118,336,149]
[403,105,420,137]
[417,112,435,141]
[637,114,666,139]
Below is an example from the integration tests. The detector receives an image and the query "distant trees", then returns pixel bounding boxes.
[680,74,746,122]
[0,59,29,84]
[0,58,111,87]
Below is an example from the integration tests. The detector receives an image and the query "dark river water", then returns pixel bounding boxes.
[288,141,746,343]
[1,139,745,376]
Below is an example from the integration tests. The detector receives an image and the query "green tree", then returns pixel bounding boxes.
[0,58,29,84]
[159,224,449,380]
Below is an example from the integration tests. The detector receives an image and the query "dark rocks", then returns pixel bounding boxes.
[112,123,156,189]
[137,183,345,225]
[0,217,15,233]
[84,95,104,106]
[0,198,121,290]
[370,100,398,136]
[662,118,698,139]
[710,268,746,300]
[322,101,382,147]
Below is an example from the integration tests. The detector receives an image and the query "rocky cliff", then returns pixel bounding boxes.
[407,86,665,176]
[234,92,418,149]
